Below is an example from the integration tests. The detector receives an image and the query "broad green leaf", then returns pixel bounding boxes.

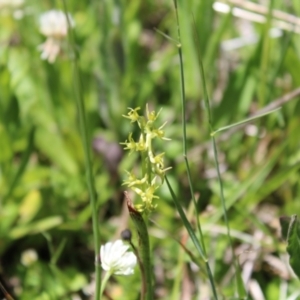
[35,127,78,175]
[4,127,35,202]
[9,216,63,239]
[18,189,42,224]
[0,203,19,237]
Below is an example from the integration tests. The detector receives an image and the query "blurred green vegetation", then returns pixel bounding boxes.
[1,0,300,299]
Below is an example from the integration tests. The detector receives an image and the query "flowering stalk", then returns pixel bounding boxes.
[121,105,170,300]
[121,105,171,215]
[126,194,151,299]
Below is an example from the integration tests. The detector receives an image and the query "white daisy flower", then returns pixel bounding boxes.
[100,239,137,275]
[39,10,74,39]
[38,10,75,63]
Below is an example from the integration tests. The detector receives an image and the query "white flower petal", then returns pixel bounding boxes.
[100,239,137,276]
[38,37,61,63]
[39,10,74,39]
[114,252,137,275]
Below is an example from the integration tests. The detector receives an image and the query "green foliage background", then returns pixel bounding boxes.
[1,0,300,299]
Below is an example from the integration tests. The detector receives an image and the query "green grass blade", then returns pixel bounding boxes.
[4,127,35,202]
[166,176,218,300]
[62,1,101,298]
[210,107,281,136]
[211,138,247,299]
[173,0,206,256]
[285,215,300,278]
[193,8,247,298]
[172,0,219,298]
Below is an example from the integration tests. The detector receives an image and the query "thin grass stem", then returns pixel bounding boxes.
[166,176,219,299]
[210,107,281,136]
[193,11,247,298]
[62,1,101,299]
[173,0,207,256]
[172,0,219,298]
